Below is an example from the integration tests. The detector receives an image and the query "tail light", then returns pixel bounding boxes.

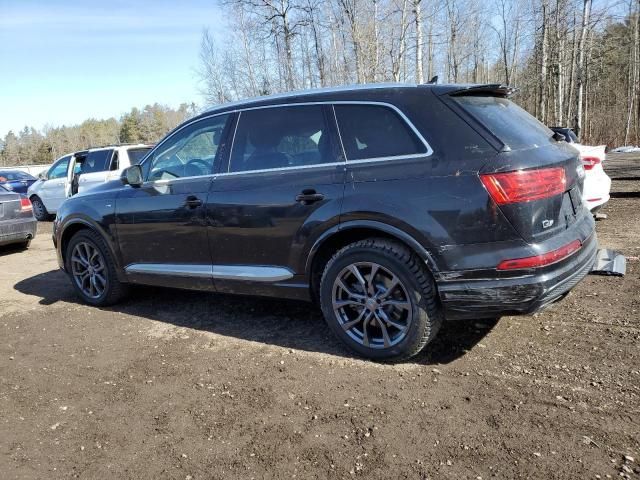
[480,167,567,205]
[20,197,32,212]
[581,156,601,170]
[497,239,582,270]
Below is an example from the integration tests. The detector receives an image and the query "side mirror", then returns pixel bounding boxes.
[121,165,143,187]
[38,171,47,180]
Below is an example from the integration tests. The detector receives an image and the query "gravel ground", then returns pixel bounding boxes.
[0,155,638,479]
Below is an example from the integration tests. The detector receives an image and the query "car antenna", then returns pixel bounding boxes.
[427,75,439,84]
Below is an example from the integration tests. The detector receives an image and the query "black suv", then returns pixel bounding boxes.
[54,84,596,360]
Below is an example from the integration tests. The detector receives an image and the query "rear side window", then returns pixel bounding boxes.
[334,104,427,161]
[81,150,112,174]
[229,105,334,173]
[453,96,553,150]
[127,147,152,165]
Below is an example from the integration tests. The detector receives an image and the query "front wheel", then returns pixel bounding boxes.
[31,197,49,221]
[319,238,443,361]
[65,230,128,306]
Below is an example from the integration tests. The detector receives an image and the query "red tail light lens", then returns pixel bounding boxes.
[480,167,567,205]
[497,239,582,270]
[581,156,601,171]
[20,197,32,212]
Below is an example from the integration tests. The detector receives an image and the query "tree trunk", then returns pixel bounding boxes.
[414,0,424,83]
[539,0,548,124]
[573,0,591,140]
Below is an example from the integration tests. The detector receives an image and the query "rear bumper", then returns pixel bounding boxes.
[437,232,598,320]
[0,217,37,246]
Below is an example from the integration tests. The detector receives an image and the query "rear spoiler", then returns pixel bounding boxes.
[446,84,518,98]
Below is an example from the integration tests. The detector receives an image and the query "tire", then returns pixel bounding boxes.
[65,229,128,306]
[31,196,49,221]
[319,238,443,362]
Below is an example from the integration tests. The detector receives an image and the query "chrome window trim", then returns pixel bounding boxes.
[141,100,433,185]
[331,101,433,160]
[125,263,294,282]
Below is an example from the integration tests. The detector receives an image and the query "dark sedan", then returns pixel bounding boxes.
[0,170,38,194]
[0,185,37,249]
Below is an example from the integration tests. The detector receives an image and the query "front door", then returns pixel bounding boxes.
[116,113,233,291]
[39,155,71,212]
[206,104,345,295]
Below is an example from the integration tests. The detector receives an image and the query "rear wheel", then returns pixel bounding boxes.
[65,230,128,306]
[319,238,443,361]
[31,196,49,221]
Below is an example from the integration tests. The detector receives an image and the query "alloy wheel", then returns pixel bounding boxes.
[332,262,413,349]
[70,241,107,299]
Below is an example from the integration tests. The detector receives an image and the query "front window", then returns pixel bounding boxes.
[146,114,230,181]
[48,156,71,179]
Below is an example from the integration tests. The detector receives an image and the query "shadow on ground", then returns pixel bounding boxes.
[14,269,496,365]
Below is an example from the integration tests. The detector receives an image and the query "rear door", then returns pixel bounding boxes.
[115,113,233,291]
[75,149,113,194]
[206,104,345,293]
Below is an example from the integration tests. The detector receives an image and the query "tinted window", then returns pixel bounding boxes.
[228,105,334,173]
[80,150,112,174]
[453,96,553,150]
[127,147,152,165]
[48,156,71,179]
[147,114,229,181]
[0,170,35,181]
[334,104,427,161]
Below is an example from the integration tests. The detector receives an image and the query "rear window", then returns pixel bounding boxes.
[0,171,35,181]
[453,96,553,150]
[127,147,152,165]
[334,104,427,161]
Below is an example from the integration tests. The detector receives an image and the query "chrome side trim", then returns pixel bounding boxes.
[125,263,213,278]
[211,265,294,282]
[125,263,294,282]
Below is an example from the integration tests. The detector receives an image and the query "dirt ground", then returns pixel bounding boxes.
[1,155,639,480]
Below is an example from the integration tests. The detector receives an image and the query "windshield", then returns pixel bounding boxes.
[453,95,554,150]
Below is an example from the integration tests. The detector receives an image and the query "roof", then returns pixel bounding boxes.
[200,82,515,117]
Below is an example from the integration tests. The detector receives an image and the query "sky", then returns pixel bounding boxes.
[0,0,226,135]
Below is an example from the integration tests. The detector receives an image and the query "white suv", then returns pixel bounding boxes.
[28,144,152,220]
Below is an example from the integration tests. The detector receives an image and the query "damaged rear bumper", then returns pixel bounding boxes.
[437,233,598,320]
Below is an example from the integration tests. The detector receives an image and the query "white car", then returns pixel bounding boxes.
[551,128,611,213]
[28,144,152,220]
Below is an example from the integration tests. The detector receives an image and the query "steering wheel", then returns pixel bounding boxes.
[186,159,211,175]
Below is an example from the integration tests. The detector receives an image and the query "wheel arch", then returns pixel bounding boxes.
[306,220,439,301]
[58,218,126,281]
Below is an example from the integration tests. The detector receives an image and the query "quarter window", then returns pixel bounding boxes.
[228,105,335,173]
[146,114,230,181]
[334,104,427,161]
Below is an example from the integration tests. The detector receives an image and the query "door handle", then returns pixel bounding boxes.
[185,195,203,208]
[295,189,325,205]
